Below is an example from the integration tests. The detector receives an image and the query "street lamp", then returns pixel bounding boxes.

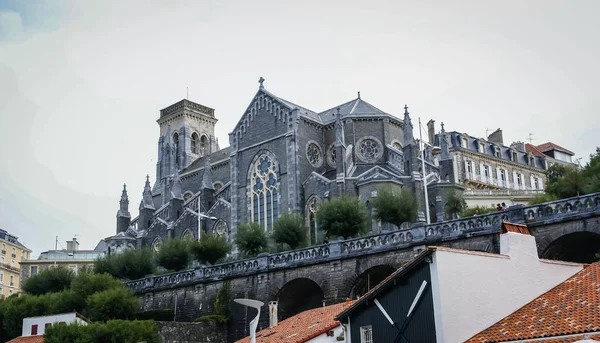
[234,298,264,343]
[197,200,217,238]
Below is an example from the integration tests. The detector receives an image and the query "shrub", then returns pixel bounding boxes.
[214,281,232,317]
[371,187,417,227]
[529,193,558,205]
[316,197,368,239]
[156,239,192,271]
[272,213,306,249]
[87,287,137,322]
[71,273,124,300]
[191,235,232,265]
[44,320,160,343]
[460,205,495,217]
[94,248,155,280]
[235,222,269,257]
[22,267,74,295]
[445,190,466,218]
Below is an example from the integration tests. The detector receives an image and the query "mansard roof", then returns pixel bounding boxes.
[536,142,574,155]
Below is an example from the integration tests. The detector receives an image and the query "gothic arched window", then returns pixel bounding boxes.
[191,133,199,154]
[151,237,162,252]
[181,229,194,241]
[307,197,321,245]
[249,153,279,231]
[200,135,209,156]
[173,132,180,166]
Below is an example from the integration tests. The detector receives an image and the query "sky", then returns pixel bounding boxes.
[0,0,598,256]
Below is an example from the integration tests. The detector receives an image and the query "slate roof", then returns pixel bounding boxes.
[318,97,391,124]
[5,336,45,343]
[465,263,600,343]
[537,142,574,155]
[234,301,355,343]
[182,147,231,174]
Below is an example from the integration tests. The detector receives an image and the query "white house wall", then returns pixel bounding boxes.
[430,233,583,343]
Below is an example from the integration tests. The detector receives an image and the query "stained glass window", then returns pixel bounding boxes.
[152,237,162,252]
[213,220,228,237]
[306,143,322,167]
[357,138,382,163]
[250,153,279,231]
[307,197,321,245]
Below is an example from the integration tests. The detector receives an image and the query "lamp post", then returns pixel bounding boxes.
[418,118,431,224]
[234,298,264,343]
[197,199,217,238]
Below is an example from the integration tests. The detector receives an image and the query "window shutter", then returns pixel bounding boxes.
[464,160,468,180]
[479,163,484,181]
[520,173,525,189]
[512,171,518,189]
[496,167,501,186]
[530,175,535,189]
[539,177,544,190]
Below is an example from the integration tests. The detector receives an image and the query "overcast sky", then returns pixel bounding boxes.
[0,0,598,255]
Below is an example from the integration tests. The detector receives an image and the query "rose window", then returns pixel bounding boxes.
[357,138,382,163]
[306,143,322,167]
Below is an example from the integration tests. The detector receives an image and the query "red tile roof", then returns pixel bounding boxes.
[501,222,530,235]
[525,143,547,157]
[536,142,574,155]
[5,336,44,343]
[234,301,355,343]
[465,263,600,343]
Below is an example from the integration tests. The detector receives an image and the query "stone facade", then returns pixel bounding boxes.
[155,321,226,343]
[108,81,458,254]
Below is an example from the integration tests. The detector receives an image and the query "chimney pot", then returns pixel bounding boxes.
[268,301,278,328]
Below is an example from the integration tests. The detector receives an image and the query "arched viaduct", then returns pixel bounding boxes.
[126,192,600,342]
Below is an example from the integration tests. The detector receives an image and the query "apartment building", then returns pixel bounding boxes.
[0,228,31,298]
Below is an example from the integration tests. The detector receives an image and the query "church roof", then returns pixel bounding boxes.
[318,97,391,123]
[182,147,231,174]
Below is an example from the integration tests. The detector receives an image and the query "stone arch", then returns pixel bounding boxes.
[276,278,325,321]
[348,265,396,299]
[534,219,600,262]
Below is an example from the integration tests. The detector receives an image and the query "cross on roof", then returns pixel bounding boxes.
[404,104,409,114]
[258,77,265,89]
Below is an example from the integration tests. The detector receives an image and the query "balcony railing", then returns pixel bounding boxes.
[0,262,19,272]
[463,189,545,197]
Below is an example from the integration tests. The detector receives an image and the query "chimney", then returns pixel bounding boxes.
[499,222,538,261]
[427,120,435,145]
[66,238,79,252]
[510,141,525,152]
[268,301,278,328]
[487,128,503,145]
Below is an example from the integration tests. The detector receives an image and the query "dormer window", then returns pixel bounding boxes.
[462,137,468,148]
[478,140,486,153]
[510,150,518,162]
[494,146,500,158]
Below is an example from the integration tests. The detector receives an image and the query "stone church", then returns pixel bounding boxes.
[106,79,456,254]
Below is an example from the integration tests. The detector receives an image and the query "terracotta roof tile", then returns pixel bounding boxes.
[526,143,547,157]
[5,336,45,343]
[536,142,574,155]
[501,222,531,235]
[234,301,355,343]
[465,263,600,343]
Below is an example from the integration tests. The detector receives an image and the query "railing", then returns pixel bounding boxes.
[154,204,170,221]
[125,211,507,292]
[128,217,139,232]
[521,192,600,222]
[183,191,201,212]
[463,189,545,197]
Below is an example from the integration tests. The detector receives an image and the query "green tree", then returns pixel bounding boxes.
[155,239,192,271]
[71,273,124,300]
[235,222,269,257]
[316,197,368,239]
[545,164,585,199]
[87,287,137,322]
[44,320,160,343]
[445,190,466,219]
[94,248,155,280]
[272,213,306,249]
[22,267,74,295]
[191,235,232,265]
[460,205,495,217]
[371,187,417,227]
[582,148,600,194]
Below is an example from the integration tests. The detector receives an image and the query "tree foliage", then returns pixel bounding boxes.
[22,267,74,295]
[272,213,306,249]
[371,187,417,227]
[156,239,192,271]
[94,248,155,280]
[44,320,160,343]
[528,193,558,205]
[195,281,231,324]
[544,149,600,199]
[460,205,495,217]
[235,222,269,257]
[191,235,232,265]
[87,287,137,322]
[316,197,368,239]
[445,190,466,218]
[0,269,138,341]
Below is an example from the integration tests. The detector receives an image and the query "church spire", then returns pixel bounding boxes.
[202,157,214,190]
[140,175,155,210]
[403,104,414,146]
[118,184,130,217]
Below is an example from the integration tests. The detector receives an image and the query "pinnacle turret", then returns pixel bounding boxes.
[403,104,414,145]
[140,175,155,210]
[202,157,214,190]
[118,183,131,217]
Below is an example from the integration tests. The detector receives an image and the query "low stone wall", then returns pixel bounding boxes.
[156,321,227,343]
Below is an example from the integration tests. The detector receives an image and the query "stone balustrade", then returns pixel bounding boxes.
[124,192,600,293]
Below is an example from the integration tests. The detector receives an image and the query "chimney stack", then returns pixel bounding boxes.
[487,128,503,145]
[269,301,278,328]
[66,238,79,252]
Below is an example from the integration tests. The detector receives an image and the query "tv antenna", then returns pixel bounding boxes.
[527,133,534,144]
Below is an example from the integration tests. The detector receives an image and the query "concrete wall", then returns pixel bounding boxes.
[430,232,583,343]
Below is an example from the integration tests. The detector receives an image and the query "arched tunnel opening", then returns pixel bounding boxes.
[542,232,600,263]
[277,278,324,321]
[349,265,396,300]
